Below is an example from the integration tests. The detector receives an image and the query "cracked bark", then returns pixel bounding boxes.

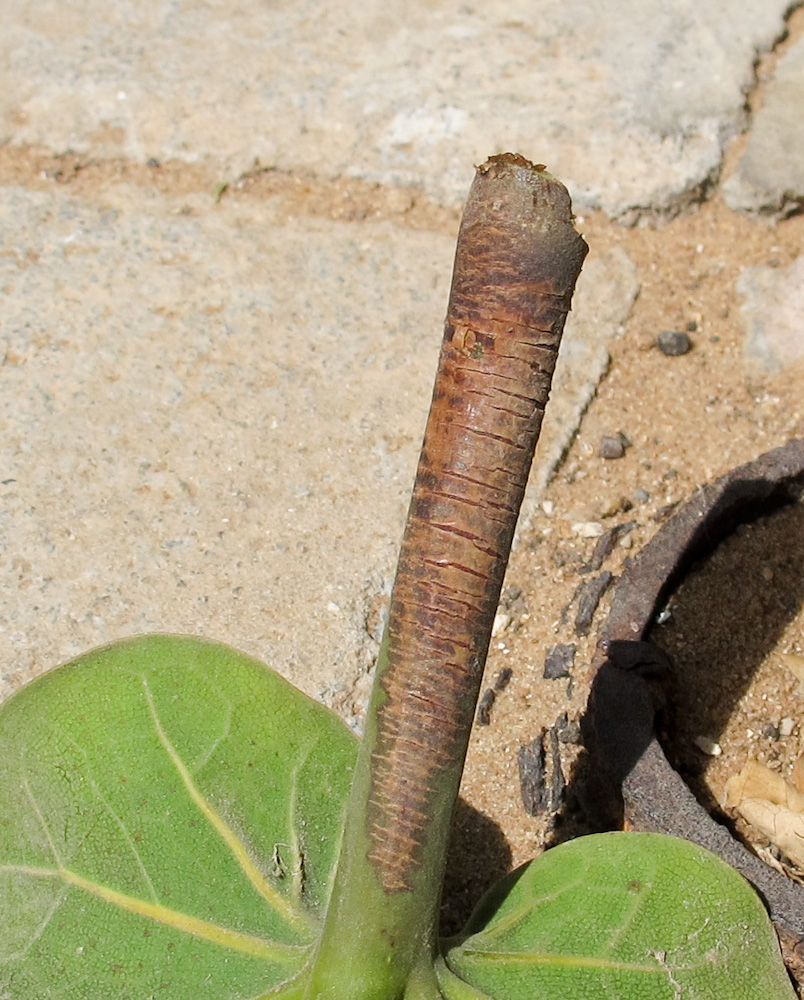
[365,154,588,892]
[309,155,587,1000]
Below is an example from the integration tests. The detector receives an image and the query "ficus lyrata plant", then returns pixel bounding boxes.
[0,155,796,1000]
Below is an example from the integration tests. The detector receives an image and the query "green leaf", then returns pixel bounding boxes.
[440,831,796,1000]
[0,635,357,999]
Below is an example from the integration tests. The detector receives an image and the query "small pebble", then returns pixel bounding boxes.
[574,572,613,637]
[491,612,510,637]
[544,643,576,680]
[493,667,513,691]
[518,736,546,815]
[556,715,582,744]
[652,501,680,522]
[600,495,634,518]
[599,435,626,460]
[632,488,651,504]
[779,717,795,737]
[657,330,692,356]
[571,521,604,538]
[600,436,625,460]
[476,689,496,726]
[693,735,722,756]
[580,520,635,574]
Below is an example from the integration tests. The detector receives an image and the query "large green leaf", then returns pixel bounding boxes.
[0,635,357,1000]
[2,640,796,1000]
[439,831,795,1000]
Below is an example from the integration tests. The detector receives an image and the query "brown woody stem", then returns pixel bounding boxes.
[305,154,588,1000]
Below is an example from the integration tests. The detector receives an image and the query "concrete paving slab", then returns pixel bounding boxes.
[738,255,804,373]
[724,36,804,217]
[0,185,450,710]
[0,0,792,221]
[0,180,633,718]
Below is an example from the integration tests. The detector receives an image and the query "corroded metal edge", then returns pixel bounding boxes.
[584,439,804,967]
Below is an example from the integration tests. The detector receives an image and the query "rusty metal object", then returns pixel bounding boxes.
[584,439,804,956]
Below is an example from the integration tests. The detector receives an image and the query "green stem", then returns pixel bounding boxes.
[305,154,587,1000]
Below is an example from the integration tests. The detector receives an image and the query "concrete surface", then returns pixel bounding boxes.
[0,185,452,708]
[0,181,634,713]
[724,35,804,217]
[738,256,804,372]
[0,0,794,220]
[1,0,803,714]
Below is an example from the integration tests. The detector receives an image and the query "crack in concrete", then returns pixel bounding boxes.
[0,144,459,236]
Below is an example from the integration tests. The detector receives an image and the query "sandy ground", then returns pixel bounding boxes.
[441,23,804,922]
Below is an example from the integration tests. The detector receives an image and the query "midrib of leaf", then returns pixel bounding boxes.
[142,679,315,938]
[7,676,318,968]
[1,863,306,964]
[433,957,495,1000]
[464,865,647,950]
[455,948,663,974]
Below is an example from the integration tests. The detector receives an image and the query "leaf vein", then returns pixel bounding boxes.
[142,678,314,937]
[458,948,663,973]
[0,864,305,964]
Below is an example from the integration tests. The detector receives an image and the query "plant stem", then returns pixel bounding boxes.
[305,154,587,1000]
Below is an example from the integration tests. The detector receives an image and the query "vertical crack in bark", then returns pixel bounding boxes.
[365,154,588,892]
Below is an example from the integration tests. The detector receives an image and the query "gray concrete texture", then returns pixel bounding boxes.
[1,0,802,712]
[739,256,804,373]
[725,33,804,216]
[1,0,798,219]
